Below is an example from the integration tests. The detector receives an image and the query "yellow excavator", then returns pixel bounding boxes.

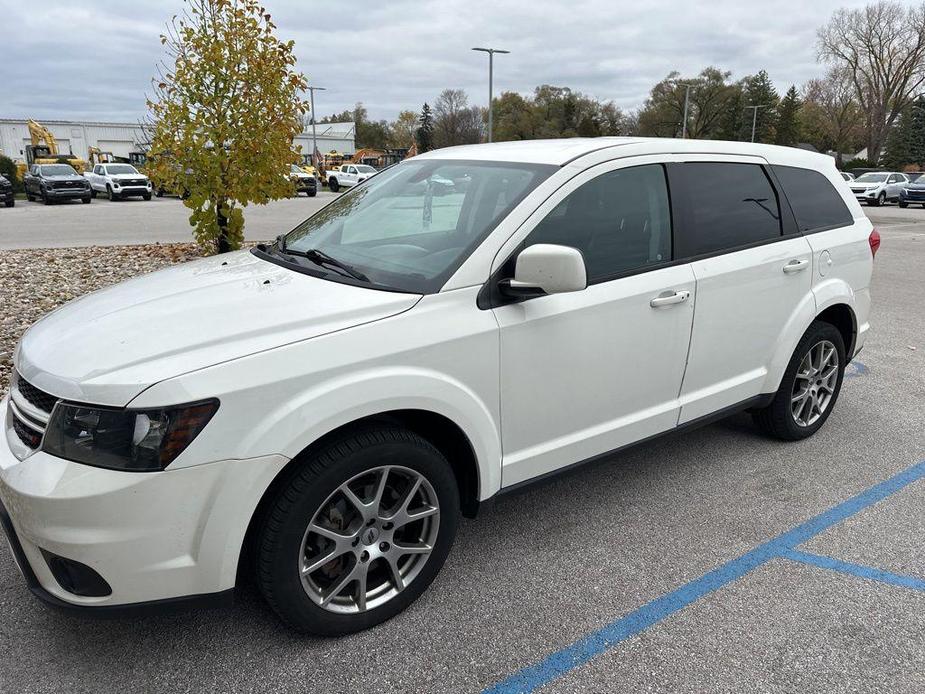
[16,119,87,179]
[87,146,118,167]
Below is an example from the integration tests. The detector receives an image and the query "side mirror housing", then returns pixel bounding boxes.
[502,244,587,298]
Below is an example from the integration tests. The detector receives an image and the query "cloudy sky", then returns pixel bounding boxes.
[0,0,911,124]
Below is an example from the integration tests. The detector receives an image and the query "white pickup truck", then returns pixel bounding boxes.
[324,163,377,192]
[84,163,153,201]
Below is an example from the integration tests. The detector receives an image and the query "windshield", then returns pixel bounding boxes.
[274,159,555,293]
[106,165,138,175]
[355,165,377,174]
[908,173,923,183]
[40,165,77,176]
[856,173,887,182]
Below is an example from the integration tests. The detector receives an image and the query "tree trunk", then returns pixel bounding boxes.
[216,201,231,254]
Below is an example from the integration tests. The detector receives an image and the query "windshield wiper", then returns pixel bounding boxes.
[273,235,369,282]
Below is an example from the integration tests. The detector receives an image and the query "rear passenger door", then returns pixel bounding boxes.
[670,158,814,424]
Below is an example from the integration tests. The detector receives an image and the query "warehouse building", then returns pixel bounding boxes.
[0,118,356,162]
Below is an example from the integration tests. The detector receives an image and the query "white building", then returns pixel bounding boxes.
[0,118,356,162]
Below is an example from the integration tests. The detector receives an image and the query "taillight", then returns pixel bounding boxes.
[869,229,880,258]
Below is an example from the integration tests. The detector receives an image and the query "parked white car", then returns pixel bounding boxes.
[325,163,377,192]
[2,138,875,634]
[84,163,152,201]
[848,171,909,206]
[840,171,855,182]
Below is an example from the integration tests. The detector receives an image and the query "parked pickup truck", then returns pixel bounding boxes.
[24,164,91,205]
[0,174,13,208]
[84,163,153,201]
[324,163,377,192]
[290,164,318,197]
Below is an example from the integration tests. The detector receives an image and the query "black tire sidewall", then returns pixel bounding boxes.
[258,429,460,635]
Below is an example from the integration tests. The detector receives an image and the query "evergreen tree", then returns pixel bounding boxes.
[739,70,779,143]
[883,97,925,169]
[416,103,434,152]
[775,86,802,146]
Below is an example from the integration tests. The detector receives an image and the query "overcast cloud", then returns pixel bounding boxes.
[0,0,914,123]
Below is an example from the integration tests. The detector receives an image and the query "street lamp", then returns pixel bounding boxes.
[472,47,510,143]
[306,85,326,167]
[745,104,768,143]
[679,83,694,139]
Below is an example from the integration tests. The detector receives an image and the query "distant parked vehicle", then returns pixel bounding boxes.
[848,171,909,206]
[899,173,925,208]
[0,174,13,208]
[23,164,91,205]
[840,172,855,182]
[290,164,318,197]
[84,163,152,201]
[325,164,377,192]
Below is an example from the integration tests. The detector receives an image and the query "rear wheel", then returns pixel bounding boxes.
[753,321,846,440]
[256,426,459,635]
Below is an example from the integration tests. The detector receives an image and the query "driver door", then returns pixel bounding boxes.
[493,160,695,487]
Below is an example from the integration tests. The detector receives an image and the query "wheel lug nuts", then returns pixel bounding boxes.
[360,551,369,562]
[379,542,390,552]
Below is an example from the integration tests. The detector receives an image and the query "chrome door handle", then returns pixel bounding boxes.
[650,290,691,308]
[783,259,809,274]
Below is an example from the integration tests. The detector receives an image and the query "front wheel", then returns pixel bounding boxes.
[4,199,13,208]
[81,196,91,204]
[753,320,846,440]
[328,178,339,193]
[256,426,459,635]
[143,193,152,201]
[871,192,885,207]
[899,201,908,208]
[107,186,117,201]
[42,190,51,205]
[308,189,317,197]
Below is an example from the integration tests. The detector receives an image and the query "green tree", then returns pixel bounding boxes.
[775,86,803,146]
[884,97,925,169]
[492,91,537,141]
[416,103,434,152]
[637,67,738,139]
[738,70,779,143]
[147,0,307,253]
[389,110,419,148]
[0,154,22,192]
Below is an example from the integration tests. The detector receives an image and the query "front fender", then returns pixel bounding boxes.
[235,367,502,501]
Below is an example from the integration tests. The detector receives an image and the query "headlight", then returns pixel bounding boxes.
[43,400,219,472]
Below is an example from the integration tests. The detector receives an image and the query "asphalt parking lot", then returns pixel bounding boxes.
[0,206,923,693]
[0,192,339,249]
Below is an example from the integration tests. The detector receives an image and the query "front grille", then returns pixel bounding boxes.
[53,180,81,189]
[12,372,58,413]
[119,179,146,187]
[905,191,925,200]
[11,415,42,449]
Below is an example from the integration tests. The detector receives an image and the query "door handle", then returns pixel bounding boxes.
[650,290,691,308]
[783,259,809,274]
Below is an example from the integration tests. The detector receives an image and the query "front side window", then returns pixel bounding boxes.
[279,159,554,293]
[526,164,672,282]
[772,166,853,232]
[673,163,781,257]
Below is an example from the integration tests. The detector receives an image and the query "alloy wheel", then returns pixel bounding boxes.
[299,465,439,614]
[791,339,839,427]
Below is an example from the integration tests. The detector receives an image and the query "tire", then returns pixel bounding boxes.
[81,196,91,204]
[143,193,152,201]
[90,189,97,199]
[871,192,885,207]
[42,189,51,205]
[155,188,163,197]
[107,186,117,201]
[256,426,459,635]
[753,320,846,441]
[5,199,13,208]
[899,201,908,208]
[328,178,339,193]
[308,189,317,197]
[25,192,33,202]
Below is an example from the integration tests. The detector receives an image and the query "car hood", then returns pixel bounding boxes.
[44,174,85,182]
[111,173,148,180]
[905,183,925,190]
[15,251,421,407]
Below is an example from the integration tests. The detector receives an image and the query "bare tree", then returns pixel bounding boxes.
[801,68,865,161]
[818,1,925,162]
[433,89,481,147]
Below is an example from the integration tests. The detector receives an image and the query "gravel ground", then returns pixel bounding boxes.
[0,243,203,395]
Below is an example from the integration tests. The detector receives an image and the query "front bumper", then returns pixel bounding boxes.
[0,188,13,203]
[900,190,925,202]
[0,397,288,612]
[47,187,90,199]
[851,189,878,200]
[113,185,151,196]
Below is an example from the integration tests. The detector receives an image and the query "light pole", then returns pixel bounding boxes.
[472,47,510,143]
[679,83,693,139]
[745,104,768,143]
[306,85,326,167]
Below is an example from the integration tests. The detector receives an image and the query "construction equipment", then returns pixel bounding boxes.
[87,147,118,167]
[22,119,87,175]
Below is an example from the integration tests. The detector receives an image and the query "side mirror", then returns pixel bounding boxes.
[502,244,587,298]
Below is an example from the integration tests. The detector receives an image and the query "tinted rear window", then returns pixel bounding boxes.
[772,166,853,232]
[673,163,782,257]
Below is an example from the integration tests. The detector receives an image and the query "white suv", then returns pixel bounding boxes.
[1,138,876,634]
[84,163,153,201]
[848,171,909,206]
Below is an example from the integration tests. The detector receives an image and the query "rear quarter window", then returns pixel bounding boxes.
[772,165,853,233]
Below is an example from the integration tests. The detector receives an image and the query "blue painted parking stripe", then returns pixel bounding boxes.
[780,548,925,592]
[484,460,925,694]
